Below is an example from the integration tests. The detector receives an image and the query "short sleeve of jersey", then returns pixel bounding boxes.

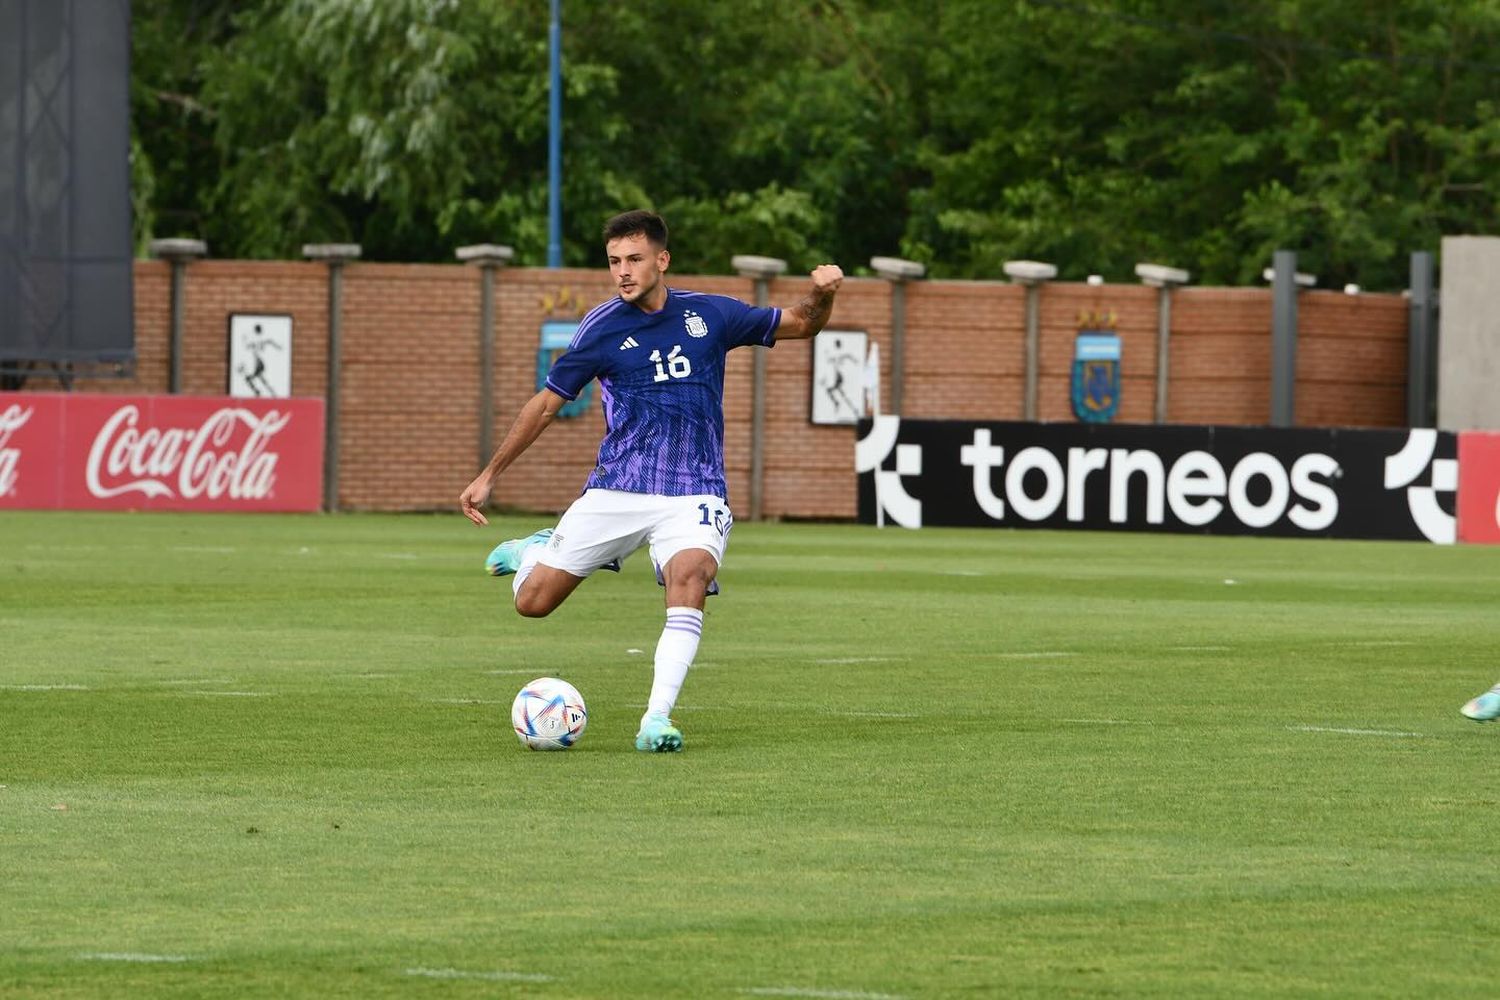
[712,295,781,349]
[544,339,603,401]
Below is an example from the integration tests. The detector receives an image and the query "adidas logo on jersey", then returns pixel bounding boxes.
[618,336,640,351]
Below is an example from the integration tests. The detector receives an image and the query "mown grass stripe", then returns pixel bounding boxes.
[742,988,906,999]
[1288,725,1425,737]
[404,967,552,983]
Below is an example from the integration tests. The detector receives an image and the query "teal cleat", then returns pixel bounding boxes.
[485,528,553,577]
[635,714,683,752]
[1460,690,1500,722]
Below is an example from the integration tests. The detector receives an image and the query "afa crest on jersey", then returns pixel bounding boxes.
[683,310,709,338]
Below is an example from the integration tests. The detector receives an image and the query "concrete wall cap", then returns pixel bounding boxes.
[731,254,788,278]
[1261,266,1316,288]
[1134,262,1190,287]
[455,244,516,265]
[1002,260,1058,284]
[302,243,363,261]
[148,238,208,260]
[870,256,926,281]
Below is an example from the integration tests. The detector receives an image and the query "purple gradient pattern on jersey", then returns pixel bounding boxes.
[544,289,780,501]
[588,378,732,497]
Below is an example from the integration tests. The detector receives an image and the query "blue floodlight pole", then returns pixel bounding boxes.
[547,0,562,268]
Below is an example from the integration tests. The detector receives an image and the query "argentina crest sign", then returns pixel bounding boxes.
[1071,310,1121,423]
[533,288,594,419]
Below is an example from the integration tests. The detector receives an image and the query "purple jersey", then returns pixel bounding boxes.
[544,289,781,499]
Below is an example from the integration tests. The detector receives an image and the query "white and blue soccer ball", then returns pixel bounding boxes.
[511,677,588,750]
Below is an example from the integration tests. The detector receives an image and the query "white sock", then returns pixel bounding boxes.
[512,544,545,597]
[646,606,703,721]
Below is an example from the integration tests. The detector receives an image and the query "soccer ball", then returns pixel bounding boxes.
[511,677,588,750]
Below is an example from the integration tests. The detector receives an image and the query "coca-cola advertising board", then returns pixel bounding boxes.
[0,393,324,512]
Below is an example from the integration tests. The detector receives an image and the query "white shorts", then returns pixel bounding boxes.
[538,489,734,579]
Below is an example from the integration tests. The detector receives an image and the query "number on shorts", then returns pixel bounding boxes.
[697,502,732,536]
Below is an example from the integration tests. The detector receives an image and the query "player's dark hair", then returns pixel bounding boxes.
[602,210,668,250]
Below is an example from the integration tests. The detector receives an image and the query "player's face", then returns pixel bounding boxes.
[606,233,669,308]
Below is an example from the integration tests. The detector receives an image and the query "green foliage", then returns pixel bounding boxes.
[129,0,241,250]
[130,0,1500,288]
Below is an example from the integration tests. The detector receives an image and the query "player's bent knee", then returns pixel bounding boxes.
[510,593,558,617]
[665,548,717,579]
[671,566,713,586]
[513,595,555,618]
[513,565,581,618]
[662,548,719,603]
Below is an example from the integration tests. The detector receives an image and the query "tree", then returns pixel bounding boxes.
[130,0,242,253]
[129,0,1500,289]
[902,0,1500,288]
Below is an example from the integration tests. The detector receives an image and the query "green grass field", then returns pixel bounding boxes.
[3,510,1499,998]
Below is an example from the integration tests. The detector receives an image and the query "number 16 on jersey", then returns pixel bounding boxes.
[697,502,731,536]
[650,345,692,382]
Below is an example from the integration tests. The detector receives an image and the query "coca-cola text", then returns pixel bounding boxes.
[0,403,33,497]
[85,404,290,501]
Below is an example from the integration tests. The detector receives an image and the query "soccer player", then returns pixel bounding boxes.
[458,209,844,752]
[1461,683,1500,722]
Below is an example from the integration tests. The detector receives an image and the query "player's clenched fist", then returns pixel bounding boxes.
[811,264,843,293]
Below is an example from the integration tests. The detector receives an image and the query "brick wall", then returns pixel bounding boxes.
[43,259,1410,517]
[1296,289,1409,427]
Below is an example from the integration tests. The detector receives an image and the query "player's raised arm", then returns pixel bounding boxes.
[774,264,844,341]
[459,388,568,526]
